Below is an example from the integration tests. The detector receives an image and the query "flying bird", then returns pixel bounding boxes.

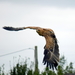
[3,26,59,70]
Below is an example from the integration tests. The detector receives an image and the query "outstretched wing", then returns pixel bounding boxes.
[3,26,24,31]
[43,34,59,70]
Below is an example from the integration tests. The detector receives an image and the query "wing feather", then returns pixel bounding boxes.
[3,26,24,31]
[43,34,59,70]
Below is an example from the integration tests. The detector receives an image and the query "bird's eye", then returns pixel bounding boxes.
[36,30,40,32]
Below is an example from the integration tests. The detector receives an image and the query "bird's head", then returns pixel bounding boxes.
[36,29,44,36]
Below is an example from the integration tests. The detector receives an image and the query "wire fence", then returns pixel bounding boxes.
[0,48,34,57]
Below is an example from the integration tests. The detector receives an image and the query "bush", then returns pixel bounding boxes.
[0,56,75,75]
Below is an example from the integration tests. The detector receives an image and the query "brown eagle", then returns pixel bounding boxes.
[3,26,59,70]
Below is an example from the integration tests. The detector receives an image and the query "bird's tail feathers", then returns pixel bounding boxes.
[3,26,25,31]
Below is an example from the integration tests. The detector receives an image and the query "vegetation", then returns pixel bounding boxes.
[0,56,75,75]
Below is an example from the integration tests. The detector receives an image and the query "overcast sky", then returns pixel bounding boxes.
[0,0,75,72]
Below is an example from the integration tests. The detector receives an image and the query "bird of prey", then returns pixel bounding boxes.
[3,26,59,70]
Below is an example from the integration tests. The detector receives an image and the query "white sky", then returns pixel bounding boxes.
[0,0,75,72]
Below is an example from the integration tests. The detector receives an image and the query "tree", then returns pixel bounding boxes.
[57,56,66,75]
[0,55,75,75]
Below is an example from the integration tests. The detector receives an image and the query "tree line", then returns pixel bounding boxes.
[0,56,75,75]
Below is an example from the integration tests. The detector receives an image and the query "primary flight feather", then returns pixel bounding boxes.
[3,26,59,70]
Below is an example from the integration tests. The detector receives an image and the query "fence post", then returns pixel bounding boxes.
[34,46,38,73]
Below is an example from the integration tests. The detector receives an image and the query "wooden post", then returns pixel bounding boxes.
[34,46,38,72]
